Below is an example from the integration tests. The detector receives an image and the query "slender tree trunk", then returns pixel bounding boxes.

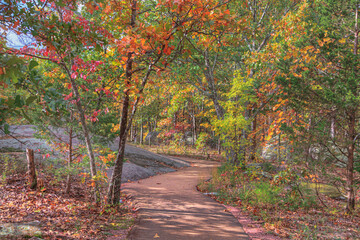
[277,133,281,162]
[69,77,99,202]
[107,91,130,204]
[212,96,225,120]
[107,57,132,204]
[107,65,157,206]
[148,120,152,146]
[26,148,37,189]
[233,125,238,164]
[65,118,73,194]
[346,110,356,213]
[130,124,134,142]
[330,115,335,139]
[107,0,137,205]
[250,115,257,161]
[345,3,359,213]
[192,111,196,145]
[140,119,143,145]
[217,138,221,154]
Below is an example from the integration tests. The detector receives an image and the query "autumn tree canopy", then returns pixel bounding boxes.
[1,0,359,213]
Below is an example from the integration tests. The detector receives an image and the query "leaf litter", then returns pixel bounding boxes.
[0,173,136,239]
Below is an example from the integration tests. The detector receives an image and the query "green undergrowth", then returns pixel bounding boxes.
[0,152,27,182]
[198,163,318,211]
[198,162,360,239]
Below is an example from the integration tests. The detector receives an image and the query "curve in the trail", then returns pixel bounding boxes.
[124,157,249,240]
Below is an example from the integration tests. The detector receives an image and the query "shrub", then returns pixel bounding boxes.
[252,181,282,207]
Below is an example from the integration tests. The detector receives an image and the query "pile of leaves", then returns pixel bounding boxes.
[0,172,136,239]
[198,164,360,239]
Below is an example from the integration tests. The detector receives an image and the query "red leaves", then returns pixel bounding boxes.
[163,45,174,55]
[12,20,19,28]
[0,173,134,239]
[71,64,78,72]
[80,84,89,91]
[64,92,73,100]
[87,109,101,122]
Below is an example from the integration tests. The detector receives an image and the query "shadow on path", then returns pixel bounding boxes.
[124,157,249,240]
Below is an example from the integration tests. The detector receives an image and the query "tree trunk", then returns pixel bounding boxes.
[130,123,134,142]
[217,138,221,154]
[277,133,281,162]
[65,121,73,194]
[107,91,130,204]
[140,119,143,145]
[69,76,99,202]
[107,0,137,205]
[249,115,257,161]
[212,96,225,120]
[26,148,37,189]
[192,112,196,145]
[107,65,156,205]
[330,115,335,139]
[345,4,359,213]
[346,110,356,213]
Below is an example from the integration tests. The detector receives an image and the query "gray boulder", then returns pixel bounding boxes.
[144,131,159,145]
[0,221,41,238]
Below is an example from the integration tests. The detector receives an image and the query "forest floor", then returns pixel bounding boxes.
[2,126,358,239]
[0,125,187,239]
[0,151,278,240]
[1,140,280,239]
[197,162,360,239]
[0,169,135,239]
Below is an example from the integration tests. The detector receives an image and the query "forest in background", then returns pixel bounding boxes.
[1,0,359,238]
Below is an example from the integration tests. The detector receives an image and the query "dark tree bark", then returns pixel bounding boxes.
[26,148,37,189]
[249,115,257,161]
[107,0,137,205]
[346,110,356,213]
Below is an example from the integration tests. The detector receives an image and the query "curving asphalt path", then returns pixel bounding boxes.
[124,157,249,240]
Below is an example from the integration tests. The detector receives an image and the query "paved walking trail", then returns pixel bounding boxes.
[124,157,249,240]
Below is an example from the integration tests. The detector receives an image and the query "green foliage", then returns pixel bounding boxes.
[0,54,26,85]
[0,54,37,127]
[212,73,257,163]
[201,163,319,212]
[283,189,317,211]
[252,181,282,207]
[273,0,359,212]
[355,161,360,174]
[195,132,210,154]
[214,73,255,132]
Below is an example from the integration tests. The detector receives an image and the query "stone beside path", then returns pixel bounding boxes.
[0,221,41,238]
[0,125,189,183]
